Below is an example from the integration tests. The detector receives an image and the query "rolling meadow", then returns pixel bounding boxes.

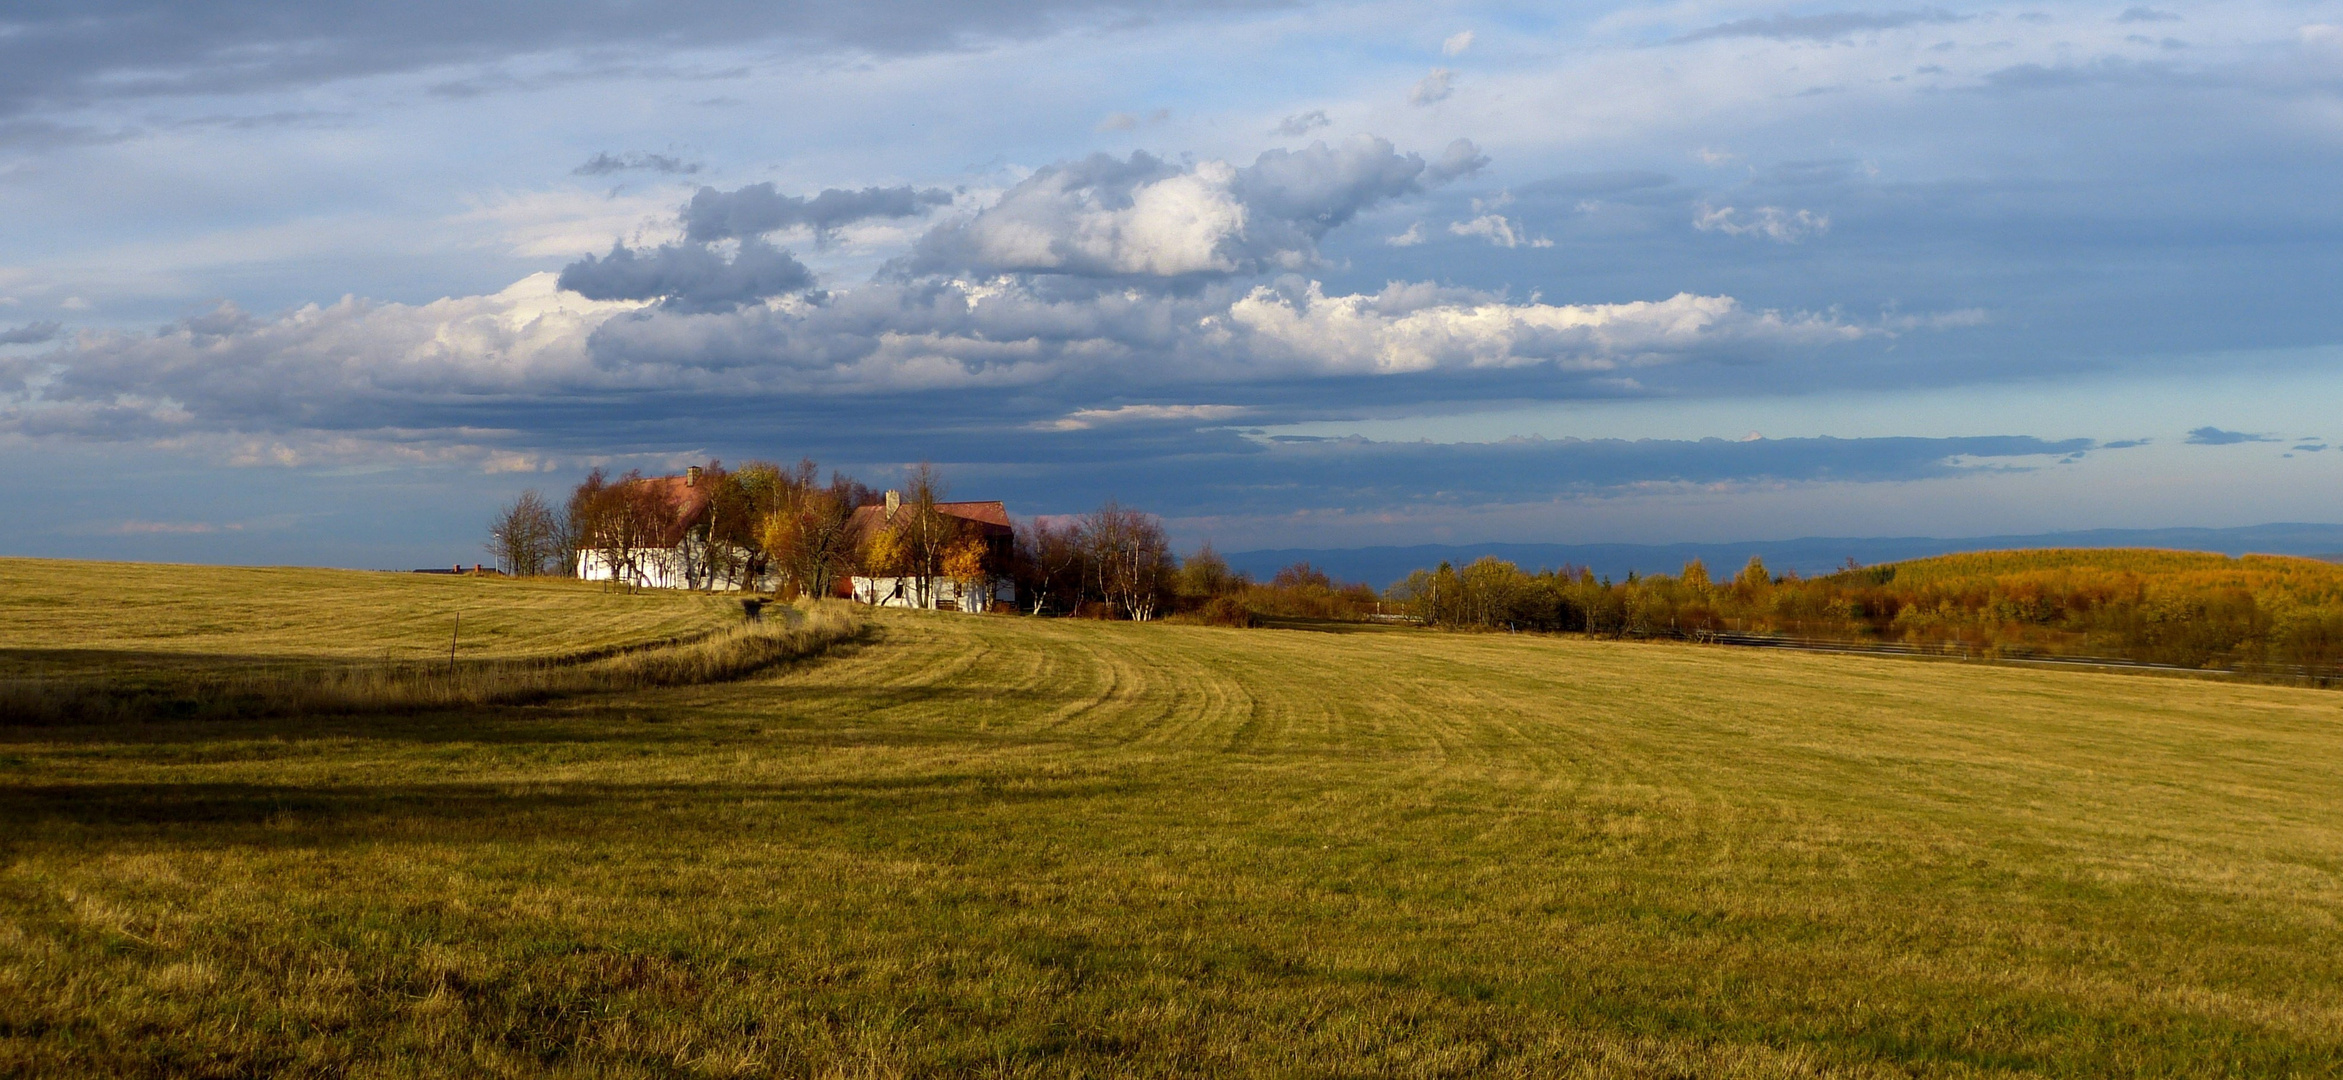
[5,560,2343,1076]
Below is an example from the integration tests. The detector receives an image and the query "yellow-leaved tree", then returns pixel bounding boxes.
[860,527,908,604]
[944,534,991,611]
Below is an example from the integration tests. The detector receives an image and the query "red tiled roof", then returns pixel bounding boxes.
[847,499,1015,536]
[623,474,714,545]
[934,500,1013,529]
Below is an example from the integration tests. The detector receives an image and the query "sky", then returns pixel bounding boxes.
[2,0,2340,567]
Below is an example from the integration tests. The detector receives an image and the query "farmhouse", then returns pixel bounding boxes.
[574,466,773,592]
[847,493,1017,612]
[573,467,1017,608]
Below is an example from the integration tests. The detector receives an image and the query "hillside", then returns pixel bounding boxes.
[1390,547,2343,676]
[0,558,738,684]
[0,559,856,722]
[1225,521,2343,585]
[1752,548,2343,671]
[7,604,2343,1074]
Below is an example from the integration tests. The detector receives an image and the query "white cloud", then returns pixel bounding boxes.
[1448,214,1552,248]
[1386,222,1426,246]
[1693,204,1830,242]
[1442,31,1475,57]
[449,187,685,259]
[1410,68,1454,106]
[4,273,638,440]
[912,137,1469,278]
[10,270,1877,447]
[1036,404,1250,431]
[1215,281,1864,376]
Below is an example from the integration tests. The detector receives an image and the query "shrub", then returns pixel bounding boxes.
[1197,595,1258,628]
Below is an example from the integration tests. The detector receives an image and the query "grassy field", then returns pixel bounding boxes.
[6,565,2343,1076]
[0,558,739,681]
[0,559,820,722]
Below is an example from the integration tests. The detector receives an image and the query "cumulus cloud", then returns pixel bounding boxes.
[1673,8,1967,43]
[573,151,701,176]
[1423,138,1491,183]
[7,267,1883,445]
[0,321,61,345]
[556,238,813,312]
[7,134,1964,462]
[1693,204,1830,242]
[0,274,630,440]
[1410,68,1454,105]
[1275,110,1330,136]
[908,137,1479,278]
[1386,222,1426,246]
[1442,31,1474,56]
[682,182,955,243]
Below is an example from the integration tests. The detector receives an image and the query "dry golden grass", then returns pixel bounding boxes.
[5,566,2343,1075]
[0,558,861,722]
[0,558,740,665]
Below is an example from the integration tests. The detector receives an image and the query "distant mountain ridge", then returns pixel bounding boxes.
[1221,523,2343,589]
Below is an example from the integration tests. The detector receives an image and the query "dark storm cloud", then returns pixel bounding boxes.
[0,0,1276,120]
[1672,8,1967,44]
[0,321,62,346]
[682,183,955,243]
[574,151,702,176]
[555,239,812,312]
[957,433,2101,517]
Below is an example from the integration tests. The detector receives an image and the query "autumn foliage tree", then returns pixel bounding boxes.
[756,459,865,599]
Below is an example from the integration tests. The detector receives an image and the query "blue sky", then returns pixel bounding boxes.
[2,0,2339,565]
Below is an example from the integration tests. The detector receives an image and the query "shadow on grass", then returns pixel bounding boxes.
[0,768,1162,852]
[1252,616,1412,635]
[0,678,1110,753]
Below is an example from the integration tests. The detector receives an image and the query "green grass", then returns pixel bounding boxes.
[6,564,2343,1075]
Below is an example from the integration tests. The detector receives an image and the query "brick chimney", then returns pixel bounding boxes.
[687,465,702,487]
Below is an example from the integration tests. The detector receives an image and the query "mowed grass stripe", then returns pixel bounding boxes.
[6,588,2343,1074]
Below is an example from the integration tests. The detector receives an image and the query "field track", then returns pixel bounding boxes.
[7,600,2343,1076]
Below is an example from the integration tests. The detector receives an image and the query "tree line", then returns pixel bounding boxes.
[1385,549,2343,676]
[485,460,1380,621]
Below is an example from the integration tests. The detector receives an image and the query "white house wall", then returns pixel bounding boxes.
[575,544,772,592]
[850,575,1014,611]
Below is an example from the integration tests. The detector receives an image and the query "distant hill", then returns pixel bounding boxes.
[1222,523,2343,588]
